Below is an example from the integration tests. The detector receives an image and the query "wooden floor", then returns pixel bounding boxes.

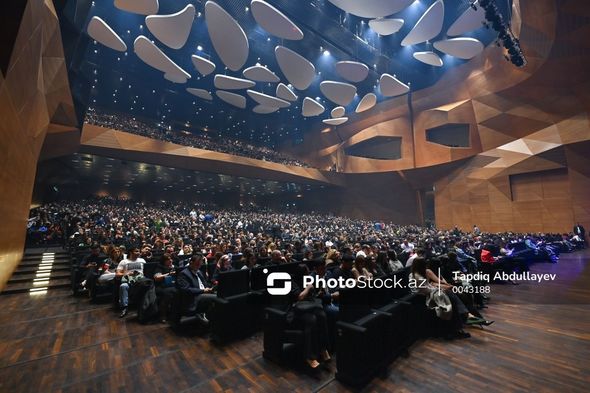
[0,251,589,393]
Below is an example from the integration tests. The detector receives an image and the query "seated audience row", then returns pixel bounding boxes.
[84,108,312,168]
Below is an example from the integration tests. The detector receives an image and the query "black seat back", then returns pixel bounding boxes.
[339,287,372,323]
[217,269,250,298]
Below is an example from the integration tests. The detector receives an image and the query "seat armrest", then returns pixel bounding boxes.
[336,320,367,334]
[264,307,287,320]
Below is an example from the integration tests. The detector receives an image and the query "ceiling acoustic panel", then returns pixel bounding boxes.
[243,65,280,83]
[253,105,280,114]
[164,73,188,83]
[205,1,249,71]
[323,117,348,126]
[379,73,409,97]
[275,46,316,90]
[302,97,325,117]
[433,38,484,59]
[368,18,404,36]
[320,81,357,106]
[356,93,377,113]
[247,90,291,108]
[335,61,369,83]
[115,0,159,15]
[216,90,247,109]
[327,0,413,18]
[250,0,304,40]
[191,55,216,76]
[214,74,256,90]
[276,83,298,102]
[447,1,486,36]
[401,0,444,46]
[413,51,443,66]
[186,88,213,100]
[134,36,191,81]
[146,4,195,49]
[331,106,345,118]
[87,17,127,52]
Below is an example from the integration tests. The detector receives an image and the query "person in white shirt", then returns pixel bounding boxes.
[116,247,146,317]
[401,240,415,254]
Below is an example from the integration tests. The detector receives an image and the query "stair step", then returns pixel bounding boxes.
[23,251,70,258]
[17,261,71,268]
[13,266,70,274]
[8,272,71,283]
[21,255,70,261]
[1,278,71,295]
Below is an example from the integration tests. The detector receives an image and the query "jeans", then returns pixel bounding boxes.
[120,283,129,307]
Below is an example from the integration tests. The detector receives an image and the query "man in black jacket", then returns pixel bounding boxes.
[176,254,216,324]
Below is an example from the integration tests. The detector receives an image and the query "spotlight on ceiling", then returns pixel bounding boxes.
[323,50,331,56]
[479,0,526,67]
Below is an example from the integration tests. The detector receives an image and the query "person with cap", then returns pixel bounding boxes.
[352,251,372,281]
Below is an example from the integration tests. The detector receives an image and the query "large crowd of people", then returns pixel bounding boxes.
[84,108,313,168]
[27,198,586,369]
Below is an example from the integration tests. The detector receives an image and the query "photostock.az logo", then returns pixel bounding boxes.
[265,269,292,295]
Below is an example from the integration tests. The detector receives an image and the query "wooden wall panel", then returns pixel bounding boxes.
[0,0,76,292]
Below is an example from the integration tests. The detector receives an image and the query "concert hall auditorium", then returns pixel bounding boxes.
[1,0,589,392]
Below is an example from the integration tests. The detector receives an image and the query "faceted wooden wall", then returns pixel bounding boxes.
[0,0,77,291]
[434,0,590,234]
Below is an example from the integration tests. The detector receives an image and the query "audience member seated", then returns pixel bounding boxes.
[286,265,331,369]
[153,253,178,323]
[176,254,216,326]
[116,247,147,318]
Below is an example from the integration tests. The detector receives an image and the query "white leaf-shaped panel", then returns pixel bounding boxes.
[368,18,404,36]
[401,0,444,46]
[164,73,188,84]
[327,0,413,18]
[379,73,409,97]
[87,17,127,52]
[146,4,195,49]
[302,97,325,117]
[205,1,249,71]
[276,83,298,102]
[447,1,485,36]
[216,90,247,109]
[251,0,304,40]
[247,90,290,108]
[214,75,256,90]
[335,61,369,83]
[331,106,345,118]
[356,93,377,113]
[323,117,348,126]
[413,51,443,66]
[275,46,316,90]
[191,55,216,76]
[134,36,191,79]
[320,81,357,106]
[433,38,484,59]
[187,88,213,100]
[243,65,280,83]
[115,0,158,15]
[253,105,280,114]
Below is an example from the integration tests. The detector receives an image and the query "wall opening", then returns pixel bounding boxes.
[344,136,402,160]
[426,123,470,147]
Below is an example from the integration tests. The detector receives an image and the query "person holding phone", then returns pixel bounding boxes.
[176,254,216,326]
[153,253,178,323]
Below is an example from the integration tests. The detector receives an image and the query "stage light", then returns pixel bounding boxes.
[323,50,330,56]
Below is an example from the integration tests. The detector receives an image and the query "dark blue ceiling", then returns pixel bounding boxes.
[61,0,509,147]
